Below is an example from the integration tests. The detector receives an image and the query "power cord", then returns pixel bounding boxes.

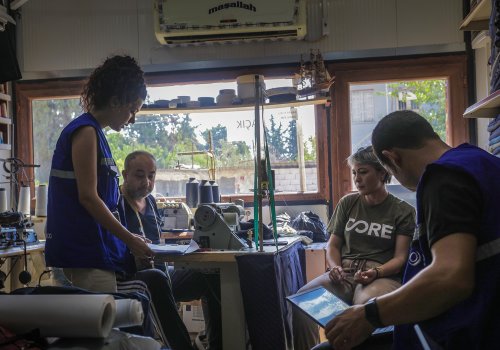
[37,269,51,287]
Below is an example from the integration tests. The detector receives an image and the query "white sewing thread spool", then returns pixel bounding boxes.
[35,184,48,217]
[0,188,7,212]
[18,186,31,215]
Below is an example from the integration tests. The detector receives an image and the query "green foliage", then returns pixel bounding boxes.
[266,114,298,161]
[32,98,81,184]
[386,80,447,141]
[304,136,317,161]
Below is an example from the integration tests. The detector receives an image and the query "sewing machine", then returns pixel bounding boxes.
[0,212,38,249]
[193,203,247,250]
[157,201,193,230]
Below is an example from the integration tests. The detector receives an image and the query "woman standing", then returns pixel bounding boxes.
[45,55,153,293]
[293,146,415,350]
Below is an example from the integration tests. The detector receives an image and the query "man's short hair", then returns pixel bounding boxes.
[124,150,156,170]
[372,110,440,164]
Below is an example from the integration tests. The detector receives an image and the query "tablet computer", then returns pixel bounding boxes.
[286,286,394,336]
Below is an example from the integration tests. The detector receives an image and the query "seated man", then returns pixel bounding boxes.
[119,150,222,350]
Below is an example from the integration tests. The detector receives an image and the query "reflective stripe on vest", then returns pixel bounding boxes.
[50,169,75,179]
[477,237,500,262]
[51,158,118,180]
[101,158,115,166]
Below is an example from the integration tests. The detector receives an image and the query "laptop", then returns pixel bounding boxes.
[286,286,394,336]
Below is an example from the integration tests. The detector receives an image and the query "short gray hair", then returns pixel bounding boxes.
[347,146,391,183]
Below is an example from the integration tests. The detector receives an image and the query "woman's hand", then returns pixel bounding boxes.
[126,234,154,259]
[328,266,346,284]
[354,268,377,285]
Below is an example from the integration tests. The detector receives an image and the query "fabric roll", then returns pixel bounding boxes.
[35,184,48,216]
[17,186,30,215]
[114,298,144,328]
[0,294,116,338]
[0,188,7,212]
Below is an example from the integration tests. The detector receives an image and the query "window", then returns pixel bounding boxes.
[349,79,447,153]
[329,55,469,207]
[25,75,327,203]
[32,98,81,184]
[16,55,468,211]
[350,89,374,123]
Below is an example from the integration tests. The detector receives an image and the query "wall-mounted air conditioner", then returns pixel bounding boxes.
[154,0,307,46]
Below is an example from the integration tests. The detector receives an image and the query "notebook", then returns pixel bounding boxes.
[286,286,394,336]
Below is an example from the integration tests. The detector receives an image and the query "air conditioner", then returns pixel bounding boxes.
[154,0,307,46]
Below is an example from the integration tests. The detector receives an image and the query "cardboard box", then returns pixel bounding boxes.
[304,242,328,282]
[181,302,205,333]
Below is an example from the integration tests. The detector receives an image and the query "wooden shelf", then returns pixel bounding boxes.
[137,97,329,116]
[463,90,500,118]
[0,144,11,150]
[460,0,491,31]
[0,93,12,102]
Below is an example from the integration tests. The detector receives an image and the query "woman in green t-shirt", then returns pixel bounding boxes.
[293,146,416,350]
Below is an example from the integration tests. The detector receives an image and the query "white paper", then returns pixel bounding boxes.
[148,239,199,255]
[0,294,116,338]
[114,299,144,328]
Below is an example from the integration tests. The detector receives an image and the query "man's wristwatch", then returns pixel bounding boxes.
[364,297,384,328]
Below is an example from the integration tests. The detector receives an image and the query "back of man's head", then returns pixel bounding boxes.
[372,110,440,164]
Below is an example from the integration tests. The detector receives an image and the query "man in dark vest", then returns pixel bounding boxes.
[316,110,500,350]
[120,150,222,350]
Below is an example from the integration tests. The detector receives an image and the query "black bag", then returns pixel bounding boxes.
[290,211,329,242]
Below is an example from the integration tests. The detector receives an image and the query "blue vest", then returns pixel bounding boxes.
[45,113,134,274]
[394,144,500,349]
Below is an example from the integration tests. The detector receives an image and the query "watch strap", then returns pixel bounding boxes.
[364,297,384,328]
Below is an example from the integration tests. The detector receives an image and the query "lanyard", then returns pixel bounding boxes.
[124,195,161,241]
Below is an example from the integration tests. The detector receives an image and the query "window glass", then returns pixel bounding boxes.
[32,98,81,185]
[349,79,447,207]
[349,79,447,153]
[142,79,318,197]
[31,79,319,198]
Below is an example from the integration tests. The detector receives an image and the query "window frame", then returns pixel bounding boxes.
[327,54,469,207]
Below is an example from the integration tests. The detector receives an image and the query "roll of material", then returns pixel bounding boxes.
[17,185,30,215]
[35,184,48,217]
[185,177,199,208]
[199,180,213,204]
[0,187,7,212]
[0,294,116,338]
[114,299,144,328]
[209,180,220,203]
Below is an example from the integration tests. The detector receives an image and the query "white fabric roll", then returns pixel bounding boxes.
[114,299,144,328]
[35,184,48,216]
[0,294,116,338]
[0,188,7,212]
[17,186,30,215]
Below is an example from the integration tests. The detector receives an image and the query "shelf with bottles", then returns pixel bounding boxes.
[463,89,500,118]
[136,97,329,116]
[460,0,491,31]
